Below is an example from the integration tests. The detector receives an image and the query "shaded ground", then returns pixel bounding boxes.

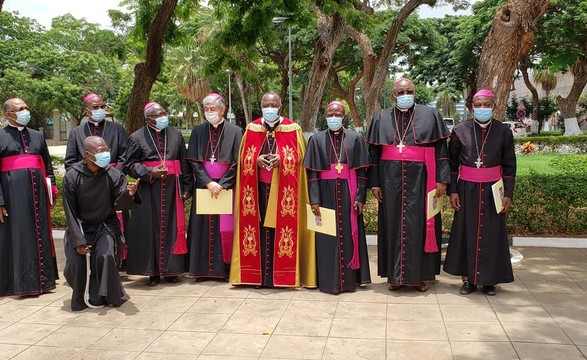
[1,240,587,360]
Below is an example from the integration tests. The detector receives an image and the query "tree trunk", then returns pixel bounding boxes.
[234,72,250,126]
[556,56,586,136]
[476,0,549,121]
[520,57,540,133]
[299,11,345,133]
[125,0,178,134]
[0,0,4,12]
[346,0,435,127]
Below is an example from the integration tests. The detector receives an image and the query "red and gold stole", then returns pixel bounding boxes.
[236,119,300,286]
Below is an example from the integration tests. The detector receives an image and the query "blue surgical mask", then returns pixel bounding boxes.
[473,108,493,123]
[262,107,280,123]
[396,95,415,110]
[90,108,106,122]
[326,116,343,131]
[14,109,31,126]
[155,116,169,130]
[91,151,111,168]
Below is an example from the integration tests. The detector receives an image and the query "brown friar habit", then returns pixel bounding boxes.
[124,125,193,277]
[63,162,141,311]
[443,119,516,286]
[0,126,57,296]
[186,121,243,279]
[303,128,372,293]
[366,105,450,286]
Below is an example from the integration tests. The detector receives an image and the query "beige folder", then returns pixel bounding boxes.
[195,189,233,214]
[426,189,444,220]
[306,204,337,236]
[491,178,505,214]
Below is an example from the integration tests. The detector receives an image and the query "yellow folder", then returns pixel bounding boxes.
[306,204,337,236]
[426,189,444,220]
[491,178,504,214]
[195,189,233,214]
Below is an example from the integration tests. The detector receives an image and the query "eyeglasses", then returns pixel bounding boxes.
[88,105,107,110]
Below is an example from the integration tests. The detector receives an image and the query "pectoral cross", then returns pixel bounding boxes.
[335,162,343,174]
[210,154,216,164]
[475,157,483,168]
[397,141,405,153]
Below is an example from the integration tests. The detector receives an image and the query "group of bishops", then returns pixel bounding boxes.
[0,77,516,311]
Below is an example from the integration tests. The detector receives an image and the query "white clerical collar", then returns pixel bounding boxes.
[474,119,491,128]
[88,119,102,126]
[211,118,225,128]
[262,116,282,129]
[8,122,25,131]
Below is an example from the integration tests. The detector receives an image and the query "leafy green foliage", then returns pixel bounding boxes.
[0,11,128,126]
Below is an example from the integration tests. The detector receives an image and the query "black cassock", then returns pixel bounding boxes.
[303,129,371,294]
[62,162,140,311]
[0,126,57,296]
[443,119,516,286]
[64,120,128,171]
[366,105,450,285]
[124,126,193,277]
[186,121,243,279]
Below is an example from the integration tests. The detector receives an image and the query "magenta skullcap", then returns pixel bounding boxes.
[83,93,99,103]
[327,100,345,109]
[474,89,495,98]
[144,102,159,112]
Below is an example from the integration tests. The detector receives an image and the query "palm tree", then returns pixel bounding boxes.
[533,69,557,98]
[167,45,210,127]
[435,90,457,118]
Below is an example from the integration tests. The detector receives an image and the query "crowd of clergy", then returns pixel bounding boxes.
[0,77,516,311]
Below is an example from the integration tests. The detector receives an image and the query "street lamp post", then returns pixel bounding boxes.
[225,70,234,122]
[272,16,293,120]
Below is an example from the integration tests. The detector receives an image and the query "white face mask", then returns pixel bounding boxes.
[205,111,222,125]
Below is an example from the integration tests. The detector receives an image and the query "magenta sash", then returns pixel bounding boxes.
[259,168,272,184]
[142,160,187,255]
[460,165,502,183]
[0,154,46,176]
[381,145,438,253]
[0,154,56,256]
[203,161,234,263]
[320,163,360,269]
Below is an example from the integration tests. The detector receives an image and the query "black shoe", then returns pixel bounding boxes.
[482,285,496,296]
[459,282,477,295]
[164,276,179,283]
[148,276,161,286]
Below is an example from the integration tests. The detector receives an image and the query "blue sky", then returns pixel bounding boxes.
[5,0,475,29]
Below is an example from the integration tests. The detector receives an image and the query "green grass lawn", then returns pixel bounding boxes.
[516,153,565,176]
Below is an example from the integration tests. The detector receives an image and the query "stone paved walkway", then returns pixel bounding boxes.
[1,243,586,360]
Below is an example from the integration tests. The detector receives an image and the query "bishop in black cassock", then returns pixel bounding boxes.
[63,136,140,311]
[366,79,450,292]
[0,98,58,297]
[186,93,243,280]
[444,89,516,296]
[64,94,127,171]
[303,101,371,294]
[124,102,193,286]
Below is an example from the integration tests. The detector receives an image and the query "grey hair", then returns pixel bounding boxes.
[203,94,225,108]
[143,104,161,120]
